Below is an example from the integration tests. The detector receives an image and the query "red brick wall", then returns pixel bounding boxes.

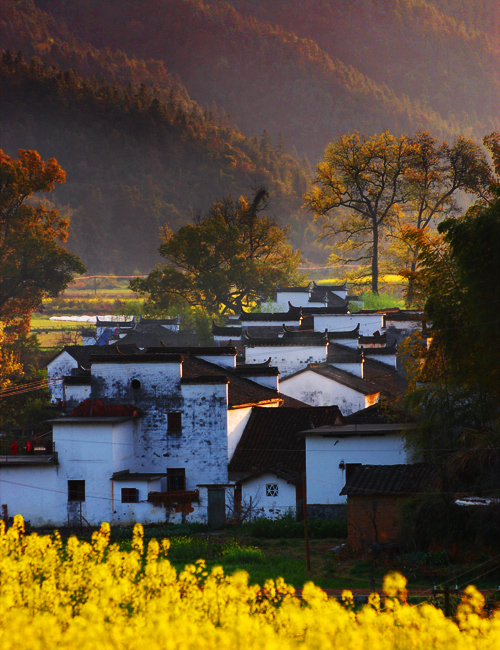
[347,495,403,549]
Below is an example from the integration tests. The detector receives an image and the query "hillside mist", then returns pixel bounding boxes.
[1,0,498,273]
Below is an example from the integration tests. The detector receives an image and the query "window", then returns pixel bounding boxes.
[266,483,279,497]
[167,468,186,491]
[121,487,139,503]
[346,463,362,483]
[167,412,182,433]
[68,480,85,502]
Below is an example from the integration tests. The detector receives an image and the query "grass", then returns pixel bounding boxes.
[49,517,500,594]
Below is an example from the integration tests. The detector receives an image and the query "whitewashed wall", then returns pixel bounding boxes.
[0,465,60,527]
[227,407,253,462]
[47,351,79,401]
[64,382,91,406]
[280,370,378,414]
[305,432,408,505]
[245,345,328,378]
[314,314,384,336]
[276,290,310,308]
[241,472,297,520]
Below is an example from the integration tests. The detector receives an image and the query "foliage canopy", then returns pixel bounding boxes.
[0,149,86,332]
[305,131,490,293]
[130,188,302,315]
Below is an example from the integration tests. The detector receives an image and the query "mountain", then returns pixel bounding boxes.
[1,0,498,273]
[0,3,316,273]
[33,0,500,160]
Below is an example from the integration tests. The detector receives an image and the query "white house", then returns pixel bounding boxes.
[228,405,344,519]
[301,405,415,508]
[279,355,407,415]
[2,347,292,528]
[244,330,329,378]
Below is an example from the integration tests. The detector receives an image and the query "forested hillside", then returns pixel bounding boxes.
[33,0,500,161]
[1,0,498,273]
[0,0,319,273]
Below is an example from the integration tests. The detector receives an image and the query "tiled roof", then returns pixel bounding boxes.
[303,363,380,396]
[362,345,397,357]
[276,285,311,293]
[385,311,424,322]
[240,306,302,322]
[309,290,349,310]
[228,405,344,475]
[115,324,197,347]
[111,470,166,481]
[327,324,360,340]
[292,303,349,315]
[358,331,386,345]
[212,321,243,336]
[244,330,328,347]
[181,357,282,407]
[344,403,412,425]
[328,343,363,364]
[312,281,348,292]
[363,358,407,395]
[233,366,280,377]
[145,346,236,356]
[70,399,139,417]
[51,344,141,370]
[340,464,439,496]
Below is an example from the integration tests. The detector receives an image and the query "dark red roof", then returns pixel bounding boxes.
[228,405,344,475]
[70,399,139,417]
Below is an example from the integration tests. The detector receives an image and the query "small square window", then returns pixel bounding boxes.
[68,480,85,502]
[167,468,186,491]
[167,412,182,433]
[121,487,139,503]
[266,483,279,497]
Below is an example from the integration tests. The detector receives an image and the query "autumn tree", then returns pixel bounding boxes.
[394,132,491,293]
[305,131,491,294]
[304,132,410,293]
[0,149,86,332]
[130,188,302,315]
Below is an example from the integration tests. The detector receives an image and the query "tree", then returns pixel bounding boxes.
[394,132,491,296]
[305,131,491,294]
[401,162,500,459]
[0,149,86,332]
[130,188,302,315]
[304,132,410,293]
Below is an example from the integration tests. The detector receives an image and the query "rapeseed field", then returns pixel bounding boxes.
[1,515,497,649]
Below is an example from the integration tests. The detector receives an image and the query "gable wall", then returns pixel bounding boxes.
[314,314,384,336]
[240,472,297,520]
[47,351,79,401]
[305,433,407,505]
[245,345,327,378]
[280,371,376,414]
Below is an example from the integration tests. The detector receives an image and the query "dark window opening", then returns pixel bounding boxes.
[346,463,362,483]
[167,412,182,433]
[68,480,85,502]
[121,487,139,503]
[131,379,141,390]
[167,468,186,491]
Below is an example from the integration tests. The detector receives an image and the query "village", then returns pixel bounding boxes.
[0,281,430,551]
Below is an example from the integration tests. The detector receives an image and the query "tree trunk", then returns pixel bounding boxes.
[371,224,379,294]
